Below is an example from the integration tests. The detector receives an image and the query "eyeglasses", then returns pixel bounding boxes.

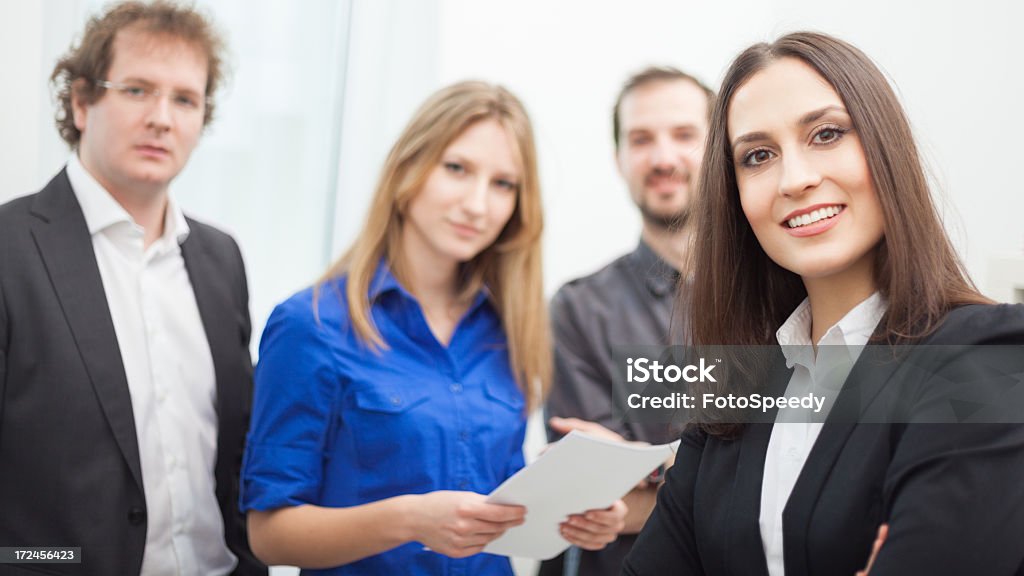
[94,79,206,113]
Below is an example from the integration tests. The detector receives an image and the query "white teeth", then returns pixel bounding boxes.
[787,205,843,228]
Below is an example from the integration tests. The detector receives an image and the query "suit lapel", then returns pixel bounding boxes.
[728,349,792,576]
[781,341,903,574]
[28,170,144,491]
[179,225,242,450]
[180,220,256,561]
[724,344,902,575]
[729,422,774,576]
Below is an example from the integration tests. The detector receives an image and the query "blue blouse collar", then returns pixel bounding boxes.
[368,259,493,315]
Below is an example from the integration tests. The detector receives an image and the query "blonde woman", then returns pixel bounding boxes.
[241,82,626,575]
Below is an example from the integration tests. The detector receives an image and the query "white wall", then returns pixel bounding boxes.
[330,0,440,257]
[0,1,42,197]
[430,0,1024,297]
[1,0,95,199]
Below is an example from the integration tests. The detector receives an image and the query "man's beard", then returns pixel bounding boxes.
[639,203,689,231]
[638,166,691,231]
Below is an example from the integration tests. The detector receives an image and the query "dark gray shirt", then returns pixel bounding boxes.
[540,241,686,576]
[546,240,684,443]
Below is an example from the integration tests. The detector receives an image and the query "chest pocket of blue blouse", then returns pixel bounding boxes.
[347,385,436,498]
[480,379,526,480]
[483,378,525,412]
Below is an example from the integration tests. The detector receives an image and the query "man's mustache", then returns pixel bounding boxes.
[644,166,689,186]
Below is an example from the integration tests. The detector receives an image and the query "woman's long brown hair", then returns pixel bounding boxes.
[686,32,989,435]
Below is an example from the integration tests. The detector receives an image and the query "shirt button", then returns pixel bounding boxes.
[459,431,470,442]
[458,481,469,489]
[450,383,463,393]
[389,395,402,406]
[167,455,177,469]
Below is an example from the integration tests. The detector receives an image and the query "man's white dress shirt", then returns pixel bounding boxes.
[68,154,236,576]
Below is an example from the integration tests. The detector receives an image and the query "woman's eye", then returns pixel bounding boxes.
[444,162,465,174]
[813,126,846,145]
[742,148,773,167]
[495,179,518,191]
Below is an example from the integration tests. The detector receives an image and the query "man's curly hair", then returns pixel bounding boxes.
[51,0,227,148]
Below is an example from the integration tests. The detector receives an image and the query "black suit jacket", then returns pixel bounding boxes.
[0,170,266,576]
[623,304,1024,576]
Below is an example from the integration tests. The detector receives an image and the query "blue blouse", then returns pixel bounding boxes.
[241,264,527,575]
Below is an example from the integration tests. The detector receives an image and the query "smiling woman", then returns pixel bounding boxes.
[729,57,885,321]
[684,33,999,349]
[623,31,1024,576]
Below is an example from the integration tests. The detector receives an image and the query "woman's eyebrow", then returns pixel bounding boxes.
[731,130,769,149]
[798,105,847,126]
[731,105,848,149]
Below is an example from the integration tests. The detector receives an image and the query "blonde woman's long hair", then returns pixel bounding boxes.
[318,81,551,409]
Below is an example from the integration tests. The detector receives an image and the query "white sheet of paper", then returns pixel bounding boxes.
[483,430,679,560]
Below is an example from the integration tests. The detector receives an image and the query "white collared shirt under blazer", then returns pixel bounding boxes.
[760,293,887,576]
[67,154,236,576]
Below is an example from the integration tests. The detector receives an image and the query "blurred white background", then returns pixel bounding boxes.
[2,1,1023,574]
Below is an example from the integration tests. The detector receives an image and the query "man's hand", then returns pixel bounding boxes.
[559,500,628,551]
[549,417,663,489]
[548,417,628,443]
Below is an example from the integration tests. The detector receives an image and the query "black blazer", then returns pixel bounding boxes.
[0,170,266,576]
[623,304,1024,576]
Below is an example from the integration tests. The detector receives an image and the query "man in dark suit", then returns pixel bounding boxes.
[0,2,264,574]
